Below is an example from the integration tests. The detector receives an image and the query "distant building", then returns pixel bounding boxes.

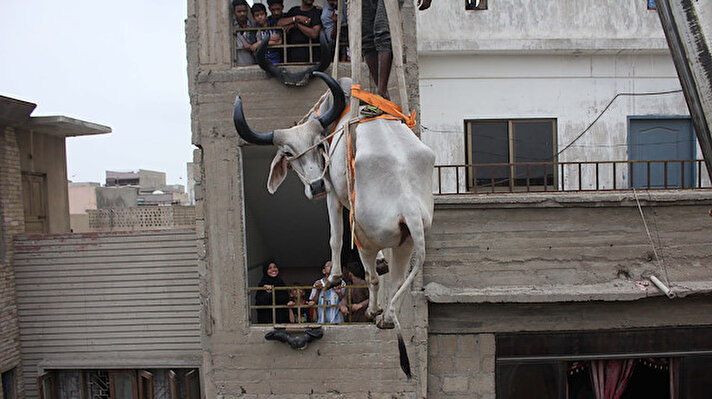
[69,169,194,232]
[105,168,165,188]
[67,181,100,232]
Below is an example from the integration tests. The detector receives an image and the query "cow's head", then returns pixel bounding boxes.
[232,71,346,199]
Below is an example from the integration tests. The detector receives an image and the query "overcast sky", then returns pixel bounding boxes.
[0,1,192,186]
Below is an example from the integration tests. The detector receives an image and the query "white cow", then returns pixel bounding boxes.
[233,72,434,378]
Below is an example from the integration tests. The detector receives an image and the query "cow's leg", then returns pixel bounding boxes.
[376,241,413,329]
[382,214,426,331]
[325,194,344,288]
[357,248,382,318]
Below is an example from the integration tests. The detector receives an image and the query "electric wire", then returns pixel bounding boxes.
[421,89,685,158]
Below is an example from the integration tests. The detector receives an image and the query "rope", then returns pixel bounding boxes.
[632,188,671,286]
[297,91,330,125]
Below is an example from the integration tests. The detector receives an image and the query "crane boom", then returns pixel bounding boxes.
[656,0,712,176]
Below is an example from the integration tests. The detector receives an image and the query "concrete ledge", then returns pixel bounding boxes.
[418,38,671,55]
[434,190,712,209]
[27,116,111,137]
[37,355,202,372]
[424,280,712,304]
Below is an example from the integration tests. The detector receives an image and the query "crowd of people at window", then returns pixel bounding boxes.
[233,0,348,66]
[254,259,370,324]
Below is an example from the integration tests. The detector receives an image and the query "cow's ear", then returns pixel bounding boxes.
[267,151,288,193]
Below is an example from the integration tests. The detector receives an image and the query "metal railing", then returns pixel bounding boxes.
[233,25,349,66]
[433,159,711,194]
[249,284,370,326]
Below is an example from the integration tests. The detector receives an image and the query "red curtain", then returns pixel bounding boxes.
[589,359,636,399]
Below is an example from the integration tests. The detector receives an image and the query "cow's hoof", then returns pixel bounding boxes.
[325,275,342,289]
[366,308,383,319]
[376,317,395,330]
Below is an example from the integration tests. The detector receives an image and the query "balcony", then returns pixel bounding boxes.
[433,159,712,195]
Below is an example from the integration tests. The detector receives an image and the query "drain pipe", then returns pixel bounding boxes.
[649,275,676,299]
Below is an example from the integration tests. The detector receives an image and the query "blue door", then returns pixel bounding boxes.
[629,118,696,188]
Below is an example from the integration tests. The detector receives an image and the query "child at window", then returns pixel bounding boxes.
[250,3,283,64]
[309,261,345,324]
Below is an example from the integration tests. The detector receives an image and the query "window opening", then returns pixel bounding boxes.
[38,372,57,399]
[38,369,198,399]
[2,368,17,399]
[465,119,557,192]
[184,370,200,399]
[242,146,369,327]
[495,327,712,398]
[109,371,136,399]
[232,2,350,67]
[138,371,154,399]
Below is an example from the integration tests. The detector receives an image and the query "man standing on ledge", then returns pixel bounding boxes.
[362,0,434,100]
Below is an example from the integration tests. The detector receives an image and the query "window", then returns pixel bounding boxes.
[465,119,557,191]
[628,118,696,188]
[496,327,712,398]
[38,369,199,399]
[466,0,487,10]
[2,368,17,399]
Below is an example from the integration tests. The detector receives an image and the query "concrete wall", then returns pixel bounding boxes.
[15,129,70,233]
[424,192,712,295]
[417,0,666,54]
[13,229,201,399]
[95,186,139,209]
[67,182,98,214]
[138,169,167,188]
[423,192,712,398]
[0,126,25,399]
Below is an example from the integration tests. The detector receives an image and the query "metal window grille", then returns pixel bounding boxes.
[232,25,350,67]
[250,284,371,326]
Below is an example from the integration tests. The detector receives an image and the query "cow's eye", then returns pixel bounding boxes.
[283,150,294,158]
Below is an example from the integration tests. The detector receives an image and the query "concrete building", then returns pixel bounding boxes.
[188,0,712,398]
[0,95,110,399]
[70,171,193,233]
[106,169,166,189]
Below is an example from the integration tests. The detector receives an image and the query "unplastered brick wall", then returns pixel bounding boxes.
[427,334,495,399]
[0,126,25,398]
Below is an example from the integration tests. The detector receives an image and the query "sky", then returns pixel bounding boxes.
[0,1,192,186]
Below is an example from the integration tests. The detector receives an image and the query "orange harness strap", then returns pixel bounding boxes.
[350,84,417,130]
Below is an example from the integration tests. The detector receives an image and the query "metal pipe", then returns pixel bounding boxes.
[649,275,676,299]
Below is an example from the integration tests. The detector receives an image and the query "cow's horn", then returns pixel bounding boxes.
[313,71,346,128]
[256,32,333,87]
[255,36,284,79]
[233,96,274,145]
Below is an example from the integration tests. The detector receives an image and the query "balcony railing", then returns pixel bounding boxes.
[233,25,349,66]
[249,284,371,326]
[434,159,712,195]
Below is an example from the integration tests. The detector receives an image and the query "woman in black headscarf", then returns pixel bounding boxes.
[255,260,290,324]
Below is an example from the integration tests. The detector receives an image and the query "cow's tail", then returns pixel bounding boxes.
[392,211,426,380]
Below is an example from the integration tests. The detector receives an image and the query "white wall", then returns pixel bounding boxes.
[419,53,695,191]
[417,0,665,54]
[415,0,712,193]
